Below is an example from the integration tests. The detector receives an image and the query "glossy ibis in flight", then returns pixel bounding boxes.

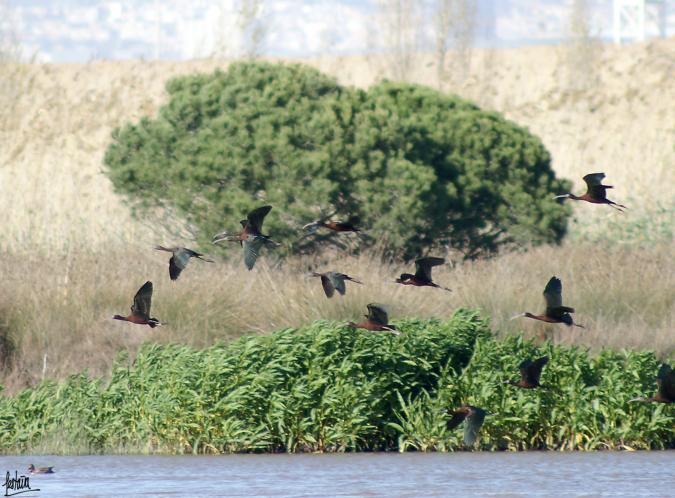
[303,215,361,233]
[154,246,214,280]
[446,406,491,447]
[511,276,584,328]
[112,281,163,328]
[630,364,675,404]
[27,464,54,474]
[395,257,451,292]
[310,271,362,298]
[505,356,549,389]
[348,304,398,333]
[554,173,627,212]
[212,205,280,270]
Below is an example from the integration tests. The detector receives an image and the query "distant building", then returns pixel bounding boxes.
[612,0,669,44]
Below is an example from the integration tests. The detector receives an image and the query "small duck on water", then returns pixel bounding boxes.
[28,464,55,474]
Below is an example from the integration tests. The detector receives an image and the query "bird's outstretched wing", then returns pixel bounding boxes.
[583,173,612,200]
[168,248,192,280]
[521,356,549,385]
[446,410,467,431]
[246,205,273,233]
[582,173,606,187]
[463,407,487,446]
[414,257,445,281]
[328,273,347,295]
[657,364,675,402]
[346,215,361,227]
[132,281,153,319]
[543,276,563,311]
[320,275,335,298]
[243,237,264,270]
[367,304,389,326]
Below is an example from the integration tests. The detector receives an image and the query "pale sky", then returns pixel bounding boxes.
[2,0,673,62]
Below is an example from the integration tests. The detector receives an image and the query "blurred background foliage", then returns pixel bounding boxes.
[104,61,572,259]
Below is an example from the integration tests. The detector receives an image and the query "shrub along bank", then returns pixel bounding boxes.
[0,310,671,454]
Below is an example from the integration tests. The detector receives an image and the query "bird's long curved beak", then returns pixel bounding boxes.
[553,194,569,200]
[509,313,526,320]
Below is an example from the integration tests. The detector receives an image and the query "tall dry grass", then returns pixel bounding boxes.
[1,242,672,394]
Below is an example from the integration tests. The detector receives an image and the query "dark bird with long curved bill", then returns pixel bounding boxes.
[511,276,584,328]
[396,257,451,291]
[311,271,362,298]
[212,205,280,270]
[154,246,214,280]
[348,304,398,333]
[630,364,675,404]
[554,172,627,212]
[303,215,361,233]
[112,281,163,328]
[505,356,549,389]
[446,406,491,447]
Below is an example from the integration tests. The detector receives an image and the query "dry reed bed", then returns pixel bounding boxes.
[0,242,672,394]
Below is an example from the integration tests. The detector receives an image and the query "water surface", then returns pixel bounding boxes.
[1,452,673,497]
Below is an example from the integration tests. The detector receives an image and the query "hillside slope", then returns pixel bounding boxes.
[1,39,673,252]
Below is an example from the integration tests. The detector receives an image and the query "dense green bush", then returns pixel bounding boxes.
[1,311,672,454]
[104,62,571,258]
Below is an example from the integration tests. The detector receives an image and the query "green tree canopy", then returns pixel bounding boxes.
[104,61,571,259]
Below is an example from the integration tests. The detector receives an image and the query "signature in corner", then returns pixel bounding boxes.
[3,471,40,497]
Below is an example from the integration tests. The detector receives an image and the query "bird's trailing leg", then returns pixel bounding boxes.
[606,200,627,213]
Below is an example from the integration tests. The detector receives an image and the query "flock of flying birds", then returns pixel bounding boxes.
[106,171,673,449]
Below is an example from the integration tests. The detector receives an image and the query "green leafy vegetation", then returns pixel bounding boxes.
[104,62,571,258]
[1,311,671,455]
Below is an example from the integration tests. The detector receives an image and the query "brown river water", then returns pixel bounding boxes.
[1,452,674,497]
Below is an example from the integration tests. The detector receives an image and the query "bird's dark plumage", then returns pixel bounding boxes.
[112,281,162,328]
[396,256,450,291]
[27,464,54,474]
[155,246,214,280]
[212,205,279,270]
[312,271,362,298]
[514,356,549,388]
[447,406,489,446]
[555,172,627,211]
[512,276,583,328]
[348,303,397,332]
